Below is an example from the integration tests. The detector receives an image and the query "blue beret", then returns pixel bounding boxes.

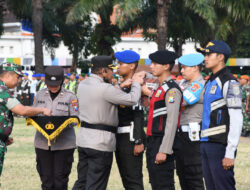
[67,73,71,77]
[178,53,204,67]
[41,74,45,77]
[197,40,231,57]
[24,73,29,76]
[36,73,41,77]
[115,50,140,64]
[149,50,178,65]
[76,75,79,79]
[32,74,37,77]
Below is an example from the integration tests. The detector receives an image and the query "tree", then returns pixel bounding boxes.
[156,0,170,50]
[7,0,93,72]
[32,0,43,73]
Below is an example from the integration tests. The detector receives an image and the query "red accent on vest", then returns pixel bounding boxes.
[147,84,168,136]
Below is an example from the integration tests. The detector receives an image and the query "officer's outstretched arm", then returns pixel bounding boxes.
[11,104,51,116]
[104,82,141,106]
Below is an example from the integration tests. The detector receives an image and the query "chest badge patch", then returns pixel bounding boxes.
[210,85,217,94]
[232,84,240,95]
[155,90,162,98]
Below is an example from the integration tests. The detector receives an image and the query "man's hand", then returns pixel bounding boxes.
[155,152,167,164]
[5,137,14,146]
[134,144,144,156]
[142,85,151,96]
[120,79,133,88]
[135,71,146,79]
[222,157,234,170]
[132,73,144,85]
[42,108,51,116]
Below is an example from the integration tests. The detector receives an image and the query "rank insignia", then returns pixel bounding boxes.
[155,90,162,97]
[210,86,217,94]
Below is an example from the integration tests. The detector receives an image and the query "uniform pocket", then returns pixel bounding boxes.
[56,104,69,115]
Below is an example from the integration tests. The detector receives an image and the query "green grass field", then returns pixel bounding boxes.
[1,118,250,190]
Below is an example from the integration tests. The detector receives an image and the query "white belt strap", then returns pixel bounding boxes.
[201,125,226,137]
[117,126,130,133]
[117,122,135,141]
[211,99,226,111]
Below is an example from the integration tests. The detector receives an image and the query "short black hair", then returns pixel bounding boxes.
[133,61,139,71]
[169,62,175,71]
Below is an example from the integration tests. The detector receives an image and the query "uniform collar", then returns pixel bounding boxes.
[161,75,173,85]
[45,87,64,96]
[90,74,104,82]
[165,75,173,82]
[209,67,227,81]
[0,80,6,87]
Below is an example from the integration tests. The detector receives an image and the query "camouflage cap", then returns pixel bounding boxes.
[1,62,23,76]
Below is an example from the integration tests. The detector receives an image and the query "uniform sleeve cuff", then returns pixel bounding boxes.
[225,148,236,159]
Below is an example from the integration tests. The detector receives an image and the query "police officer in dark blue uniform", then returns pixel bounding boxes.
[197,40,243,190]
[115,50,145,190]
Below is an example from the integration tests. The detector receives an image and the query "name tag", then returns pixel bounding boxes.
[38,100,45,104]
[155,90,162,97]
[210,86,217,94]
[58,102,69,106]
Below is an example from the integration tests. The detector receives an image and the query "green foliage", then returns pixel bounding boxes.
[7,0,93,63]
[77,59,91,73]
[230,26,250,57]
[67,0,122,55]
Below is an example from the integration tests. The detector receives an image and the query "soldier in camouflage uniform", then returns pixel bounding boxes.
[0,63,51,176]
[241,75,250,136]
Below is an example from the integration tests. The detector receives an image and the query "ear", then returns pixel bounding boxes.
[163,64,170,71]
[130,63,136,70]
[217,54,225,62]
[100,68,106,74]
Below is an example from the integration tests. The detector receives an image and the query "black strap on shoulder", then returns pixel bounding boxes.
[81,121,117,133]
[166,79,182,94]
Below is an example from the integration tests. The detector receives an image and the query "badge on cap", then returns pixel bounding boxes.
[210,86,217,94]
[51,76,56,81]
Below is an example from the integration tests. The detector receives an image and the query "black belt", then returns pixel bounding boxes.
[81,121,117,133]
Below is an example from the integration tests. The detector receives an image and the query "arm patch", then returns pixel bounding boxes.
[183,81,204,105]
[226,81,242,108]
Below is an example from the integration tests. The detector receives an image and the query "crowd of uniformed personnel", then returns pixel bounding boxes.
[0,40,249,190]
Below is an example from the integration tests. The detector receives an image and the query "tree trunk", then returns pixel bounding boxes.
[32,0,44,74]
[156,0,170,50]
[71,45,78,72]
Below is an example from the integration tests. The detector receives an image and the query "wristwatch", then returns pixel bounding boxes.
[134,139,142,145]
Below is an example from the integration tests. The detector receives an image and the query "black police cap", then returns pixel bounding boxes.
[91,56,114,69]
[149,50,178,65]
[45,66,64,86]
